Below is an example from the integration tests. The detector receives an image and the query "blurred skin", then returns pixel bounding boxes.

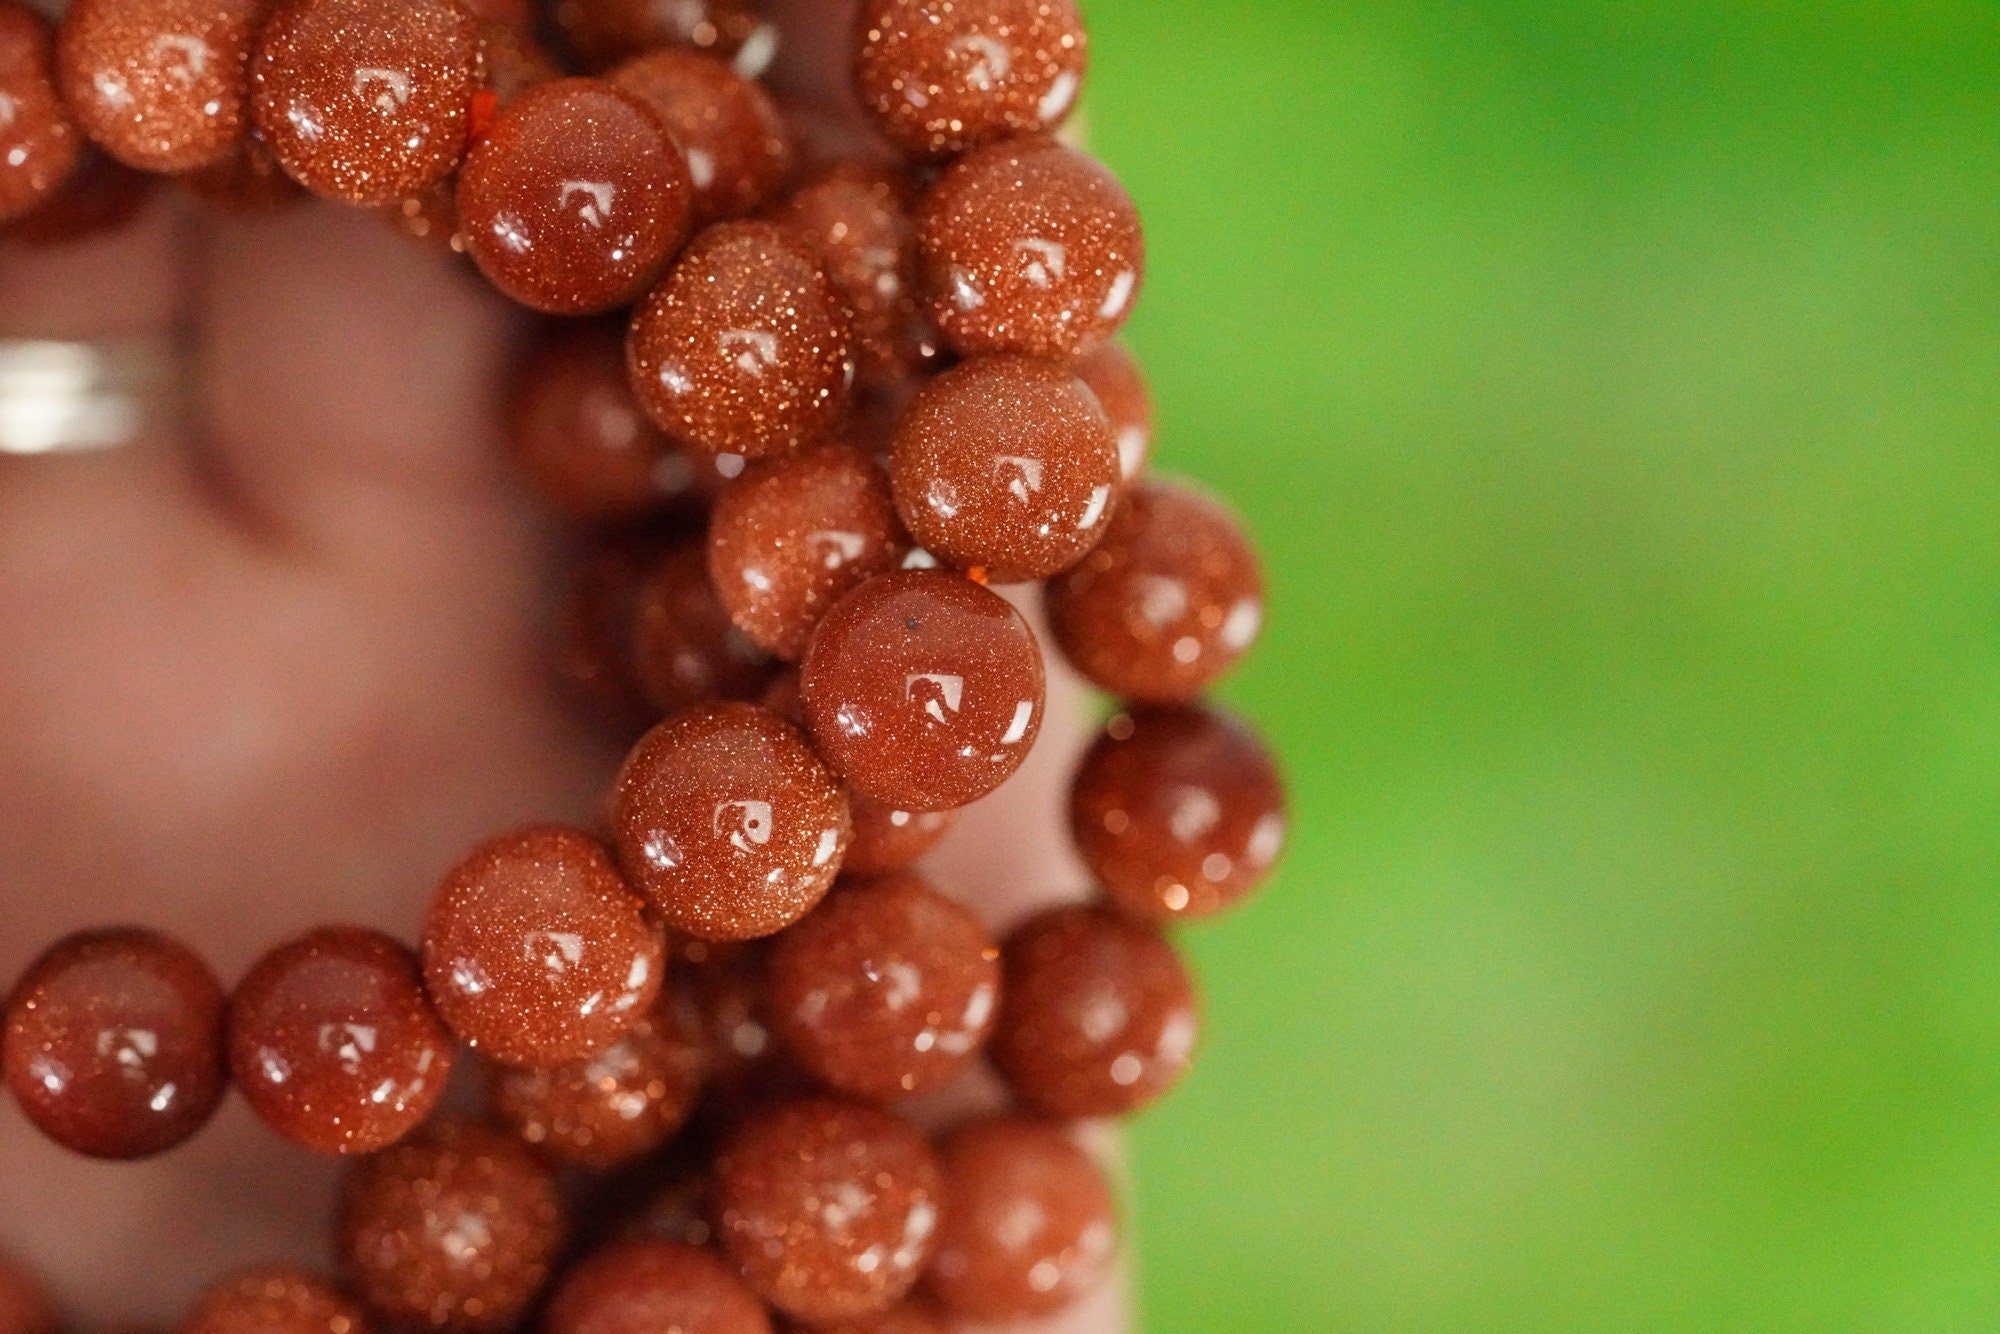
[0,3,1124,1329]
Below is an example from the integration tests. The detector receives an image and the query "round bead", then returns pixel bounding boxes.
[802,1301,946,1334]
[545,1241,770,1334]
[707,442,912,660]
[916,137,1142,359]
[800,570,1045,812]
[337,1118,564,1332]
[0,3,79,223]
[668,941,783,1103]
[1071,705,1286,923]
[491,1008,703,1169]
[610,49,791,227]
[180,1269,371,1334]
[553,0,768,75]
[713,1096,943,1323]
[629,540,772,716]
[457,78,693,315]
[555,539,662,728]
[925,1117,1116,1320]
[55,0,257,173]
[1044,477,1265,701]
[422,825,665,1068]
[229,926,454,1155]
[1074,338,1151,483]
[775,164,939,385]
[250,0,484,206]
[991,906,1196,1118]
[843,796,957,876]
[2,927,224,1160]
[627,219,856,460]
[890,355,1118,582]
[768,872,999,1100]
[853,0,1086,160]
[609,702,851,940]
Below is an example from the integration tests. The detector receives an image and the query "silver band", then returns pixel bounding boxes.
[0,335,184,457]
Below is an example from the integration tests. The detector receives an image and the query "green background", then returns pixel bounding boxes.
[1087,2,2000,1329]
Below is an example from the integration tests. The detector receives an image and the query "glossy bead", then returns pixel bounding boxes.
[457,79,693,315]
[1072,705,1286,923]
[337,1118,564,1332]
[843,795,957,876]
[798,1301,946,1334]
[627,220,856,460]
[890,354,1118,582]
[707,442,912,660]
[800,570,1046,812]
[714,1096,943,1323]
[610,49,791,227]
[0,148,149,244]
[2,927,224,1160]
[423,825,665,1068]
[553,0,769,75]
[774,163,940,385]
[491,1008,703,1169]
[184,134,306,213]
[609,701,850,940]
[180,1269,371,1334]
[56,0,259,172]
[666,941,799,1113]
[916,137,1142,359]
[546,1241,770,1334]
[925,1117,1116,1320]
[629,540,772,716]
[768,872,999,1100]
[1044,478,1264,701]
[0,3,79,223]
[991,906,1196,1118]
[1074,338,1150,483]
[250,0,484,205]
[853,0,1086,160]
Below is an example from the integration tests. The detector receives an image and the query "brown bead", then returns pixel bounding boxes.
[793,1300,945,1334]
[423,825,665,1068]
[180,1269,371,1334]
[800,570,1045,812]
[843,795,957,876]
[1044,477,1264,702]
[0,3,79,223]
[916,137,1142,359]
[56,0,259,172]
[0,1255,55,1334]
[337,1118,565,1332]
[707,442,912,660]
[774,163,940,384]
[714,1096,943,1323]
[546,1241,770,1334]
[555,539,670,730]
[491,1007,703,1169]
[853,0,1086,160]
[250,0,484,206]
[890,354,1118,582]
[1071,705,1286,923]
[609,702,850,940]
[768,872,999,1100]
[627,219,856,460]
[925,1117,1116,1320]
[184,133,306,212]
[228,927,451,1155]
[553,0,769,76]
[1074,338,1150,483]
[478,17,555,102]
[2,927,224,1160]
[610,49,791,227]
[0,147,150,245]
[629,539,772,716]
[991,906,1196,1118]
[457,78,693,315]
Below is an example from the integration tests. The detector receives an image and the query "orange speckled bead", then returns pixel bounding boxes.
[843,794,957,876]
[714,1096,942,1323]
[250,0,484,205]
[1044,477,1264,702]
[853,0,1086,160]
[800,570,1045,813]
[229,926,454,1155]
[2,928,224,1160]
[925,1117,1116,1321]
[0,2,79,223]
[610,48,790,227]
[56,0,260,172]
[991,906,1196,1119]
[792,1300,946,1334]
[423,825,665,1068]
[545,1241,771,1334]
[180,1269,370,1334]
[627,220,856,460]
[553,0,770,75]
[707,442,912,660]
[491,1006,704,1169]
[337,1119,564,1333]
[1071,705,1286,923]
[768,872,999,1100]
[1073,338,1150,483]
[609,702,850,940]
[890,354,1118,582]
[629,540,773,716]
[916,136,1142,359]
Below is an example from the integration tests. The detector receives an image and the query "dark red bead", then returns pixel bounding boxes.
[843,795,957,876]
[629,540,773,717]
[180,1269,371,1334]
[183,134,306,213]
[544,1241,770,1334]
[0,2,80,223]
[491,1006,704,1169]
[775,163,940,385]
[2,149,152,245]
[610,48,791,227]
[552,0,769,75]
